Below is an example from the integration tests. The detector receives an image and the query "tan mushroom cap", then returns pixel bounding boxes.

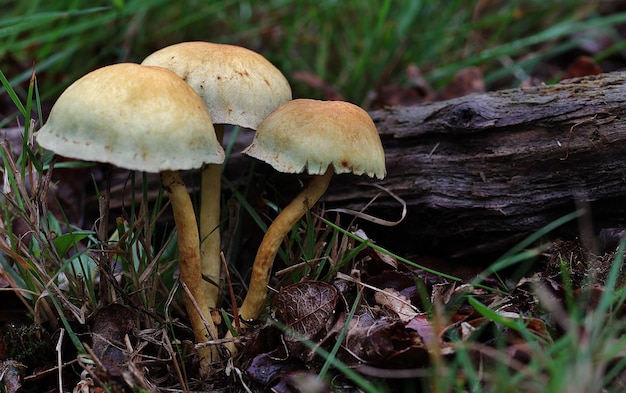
[242,99,386,179]
[36,63,224,172]
[141,41,292,129]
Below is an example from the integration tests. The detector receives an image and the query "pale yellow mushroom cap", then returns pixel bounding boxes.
[242,99,386,179]
[141,41,292,129]
[36,63,224,172]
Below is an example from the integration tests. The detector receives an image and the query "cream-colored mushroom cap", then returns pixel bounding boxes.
[141,41,292,129]
[242,99,386,179]
[36,63,224,172]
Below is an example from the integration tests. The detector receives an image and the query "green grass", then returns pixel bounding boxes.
[459,240,626,393]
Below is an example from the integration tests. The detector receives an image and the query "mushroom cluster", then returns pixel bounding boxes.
[36,41,386,374]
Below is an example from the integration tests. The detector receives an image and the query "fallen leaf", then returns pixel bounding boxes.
[272,282,338,362]
[271,370,328,393]
[374,288,420,322]
[440,67,485,100]
[405,314,437,346]
[343,312,429,367]
[246,350,301,386]
[370,64,433,108]
[91,304,136,365]
[0,360,26,393]
[565,55,602,79]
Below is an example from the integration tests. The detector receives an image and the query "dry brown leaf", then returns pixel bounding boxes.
[405,314,437,346]
[91,304,136,365]
[343,312,429,367]
[272,282,338,362]
[374,288,420,322]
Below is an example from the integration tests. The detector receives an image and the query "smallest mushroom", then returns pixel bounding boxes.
[237,98,386,323]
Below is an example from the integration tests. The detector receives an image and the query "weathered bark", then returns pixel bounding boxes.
[230,72,626,257]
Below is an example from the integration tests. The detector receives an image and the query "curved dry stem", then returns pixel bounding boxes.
[200,125,224,310]
[161,170,220,372]
[238,167,334,321]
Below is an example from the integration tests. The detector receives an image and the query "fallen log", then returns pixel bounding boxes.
[228,72,626,258]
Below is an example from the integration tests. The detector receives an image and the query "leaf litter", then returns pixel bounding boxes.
[238,222,626,391]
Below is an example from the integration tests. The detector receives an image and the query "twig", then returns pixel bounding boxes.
[326,183,407,226]
[560,114,597,160]
[180,281,217,341]
[56,328,64,393]
[336,271,420,313]
[161,329,189,393]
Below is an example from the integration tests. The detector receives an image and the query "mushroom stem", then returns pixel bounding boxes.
[238,167,334,322]
[160,170,220,370]
[200,124,225,309]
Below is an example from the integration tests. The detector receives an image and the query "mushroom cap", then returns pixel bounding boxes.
[36,63,224,173]
[242,99,386,179]
[141,41,292,130]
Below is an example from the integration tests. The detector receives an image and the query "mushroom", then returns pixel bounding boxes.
[141,41,292,312]
[35,63,225,371]
[238,99,386,322]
